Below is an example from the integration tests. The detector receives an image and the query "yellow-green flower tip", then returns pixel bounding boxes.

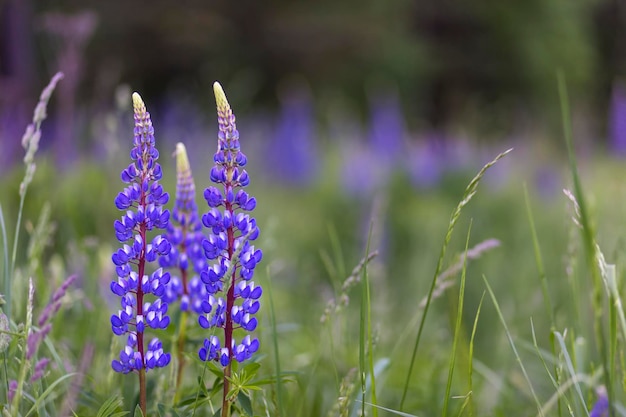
[132,92,146,115]
[213,81,231,114]
[175,142,190,172]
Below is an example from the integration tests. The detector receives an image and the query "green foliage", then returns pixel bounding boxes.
[95,396,128,417]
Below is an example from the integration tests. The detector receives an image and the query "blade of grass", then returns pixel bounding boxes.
[0,204,8,318]
[553,331,589,417]
[533,367,603,417]
[523,184,555,323]
[25,373,76,416]
[529,319,559,388]
[466,292,484,417]
[597,253,626,348]
[11,73,64,290]
[399,148,512,410]
[357,400,418,417]
[523,184,561,416]
[365,227,378,417]
[351,359,390,417]
[596,252,626,411]
[265,270,284,417]
[390,239,499,362]
[608,269,617,415]
[482,275,544,416]
[442,222,472,417]
[360,221,376,417]
[557,72,610,398]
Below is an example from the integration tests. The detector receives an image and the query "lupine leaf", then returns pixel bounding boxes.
[237,391,253,416]
[133,404,145,417]
[157,403,181,417]
[95,395,127,417]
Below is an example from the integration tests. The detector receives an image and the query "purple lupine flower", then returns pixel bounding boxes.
[267,82,318,185]
[198,82,262,366]
[609,82,626,156]
[30,358,50,382]
[367,88,406,166]
[8,380,17,402]
[159,142,208,313]
[110,92,172,374]
[407,133,444,189]
[590,386,609,417]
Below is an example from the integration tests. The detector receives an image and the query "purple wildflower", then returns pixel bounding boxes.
[110,93,172,374]
[159,142,208,313]
[30,358,50,382]
[590,386,609,417]
[367,88,406,166]
[37,274,77,327]
[8,380,17,402]
[26,275,76,360]
[198,82,262,366]
[609,82,626,156]
[267,82,318,184]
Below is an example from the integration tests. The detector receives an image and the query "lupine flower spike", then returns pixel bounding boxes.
[159,142,208,393]
[199,82,262,414]
[160,142,208,313]
[110,92,172,414]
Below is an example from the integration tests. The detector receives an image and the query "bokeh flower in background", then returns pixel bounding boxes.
[367,87,406,167]
[407,132,445,189]
[609,81,626,156]
[267,79,318,185]
[341,86,411,195]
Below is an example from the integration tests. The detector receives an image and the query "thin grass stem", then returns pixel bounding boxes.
[467,292,485,417]
[363,221,377,417]
[442,223,471,417]
[557,72,611,403]
[265,273,284,417]
[399,148,512,410]
[482,275,545,416]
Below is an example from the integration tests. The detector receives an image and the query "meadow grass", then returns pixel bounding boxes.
[1,74,625,417]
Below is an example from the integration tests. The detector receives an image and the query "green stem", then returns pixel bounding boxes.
[8,196,26,320]
[10,347,28,417]
[174,310,189,404]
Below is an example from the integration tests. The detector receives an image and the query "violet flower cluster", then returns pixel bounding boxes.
[110,93,172,374]
[198,82,262,366]
[159,142,208,313]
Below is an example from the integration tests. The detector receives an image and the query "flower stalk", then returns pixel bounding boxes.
[159,142,208,400]
[110,92,172,415]
[198,82,262,417]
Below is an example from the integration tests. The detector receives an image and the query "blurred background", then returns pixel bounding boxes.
[3,1,626,414]
[2,0,626,170]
